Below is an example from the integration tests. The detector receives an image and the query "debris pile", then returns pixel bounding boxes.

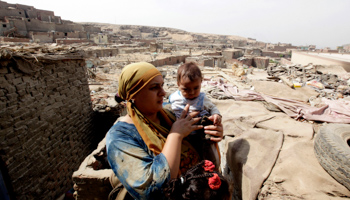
[267,64,350,100]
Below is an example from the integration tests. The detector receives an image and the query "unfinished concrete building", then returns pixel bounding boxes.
[222,49,244,60]
[0,0,100,43]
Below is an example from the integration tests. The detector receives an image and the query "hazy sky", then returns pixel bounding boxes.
[4,0,350,49]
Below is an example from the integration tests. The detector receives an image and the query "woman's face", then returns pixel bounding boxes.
[133,75,166,116]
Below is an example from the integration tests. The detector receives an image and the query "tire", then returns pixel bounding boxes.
[314,123,350,191]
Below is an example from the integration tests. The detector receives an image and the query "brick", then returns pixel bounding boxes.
[11,108,29,118]
[4,73,15,82]
[0,118,13,129]
[17,89,27,97]
[2,83,16,93]
[60,89,69,95]
[0,67,8,74]
[56,118,66,126]
[31,121,49,133]
[14,120,26,129]
[12,77,23,85]
[0,101,5,110]
[56,67,65,73]
[51,102,64,109]
[47,98,55,105]
[22,76,31,83]
[7,136,19,146]
[46,64,56,70]
[12,115,23,124]
[16,129,28,141]
[25,78,38,87]
[20,109,32,120]
[0,127,13,139]
[57,72,64,77]
[35,94,46,101]
[6,93,18,102]
[18,95,35,107]
[15,83,26,91]
[47,84,58,91]
[0,76,7,84]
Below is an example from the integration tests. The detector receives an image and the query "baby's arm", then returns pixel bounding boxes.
[211,114,222,125]
[203,94,221,125]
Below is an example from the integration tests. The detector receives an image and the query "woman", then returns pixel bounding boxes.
[106,62,224,199]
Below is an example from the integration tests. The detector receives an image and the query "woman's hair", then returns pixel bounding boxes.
[177,62,203,85]
[163,160,231,200]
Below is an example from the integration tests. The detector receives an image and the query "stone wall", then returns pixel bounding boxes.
[53,32,66,40]
[253,57,270,69]
[56,38,91,45]
[0,37,30,43]
[84,48,119,58]
[56,23,84,33]
[150,55,188,67]
[25,18,56,32]
[222,50,244,60]
[11,19,27,36]
[0,8,26,18]
[0,48,97,199]
[261,51,278,58]
[30,32,54,43]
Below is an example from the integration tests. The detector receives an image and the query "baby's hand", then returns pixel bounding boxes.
[212,114,222,125]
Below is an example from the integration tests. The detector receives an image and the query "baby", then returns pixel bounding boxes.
[169,62,222,165]
[169,62,221,125]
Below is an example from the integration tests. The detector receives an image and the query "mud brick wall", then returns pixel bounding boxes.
[0,51,96,200]
[253,57,270,69]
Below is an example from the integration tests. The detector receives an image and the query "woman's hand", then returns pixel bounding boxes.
[163,104,203,178]
[205,115,224,142]
[170,104,202,139]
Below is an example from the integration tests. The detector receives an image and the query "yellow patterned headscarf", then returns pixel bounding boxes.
[118,62,175,155]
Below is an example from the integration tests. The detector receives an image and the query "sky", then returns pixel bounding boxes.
[4,0,350,49]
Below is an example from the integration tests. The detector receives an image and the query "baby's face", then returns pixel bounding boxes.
[178,77,202,100]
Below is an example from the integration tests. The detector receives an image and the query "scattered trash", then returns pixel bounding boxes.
[306,80,324,89]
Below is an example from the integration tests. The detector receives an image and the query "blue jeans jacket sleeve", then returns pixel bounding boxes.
[106,121,171,200]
